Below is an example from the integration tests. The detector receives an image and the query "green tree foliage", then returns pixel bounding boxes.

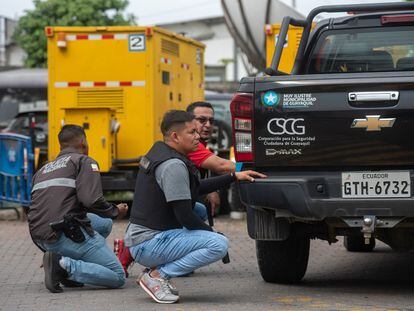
[14,0,136,68]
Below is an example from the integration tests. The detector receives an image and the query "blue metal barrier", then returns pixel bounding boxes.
[0,133,34,214]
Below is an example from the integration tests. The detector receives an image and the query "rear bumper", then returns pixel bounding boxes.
[238,171,414,219]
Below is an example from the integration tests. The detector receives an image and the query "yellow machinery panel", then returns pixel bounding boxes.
[64,108,115,172]
[265,24,304,73]
[47,26,205,172]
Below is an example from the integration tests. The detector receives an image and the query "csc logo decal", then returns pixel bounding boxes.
[267,118,305,135]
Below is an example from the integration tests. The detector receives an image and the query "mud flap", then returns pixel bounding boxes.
[247,206,290,240]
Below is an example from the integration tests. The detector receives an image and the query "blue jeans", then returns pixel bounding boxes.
[87,213,113,238]
[194,202,208,222]
[129,228,228,279]
[40,213,125,288]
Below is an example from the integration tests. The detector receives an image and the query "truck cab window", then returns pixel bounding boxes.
[307,27,414,74]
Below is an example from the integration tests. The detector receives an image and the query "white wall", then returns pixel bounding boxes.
[204,22,249,81]
[6,44,25,66]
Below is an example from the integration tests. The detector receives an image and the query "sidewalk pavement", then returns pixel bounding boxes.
[0,217,260,311]
[2,217,414,310]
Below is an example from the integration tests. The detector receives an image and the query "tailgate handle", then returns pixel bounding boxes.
[348,91,399,102]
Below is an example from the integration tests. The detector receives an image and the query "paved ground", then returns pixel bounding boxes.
[2,217,414,310]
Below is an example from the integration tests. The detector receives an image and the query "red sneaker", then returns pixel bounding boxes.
[114,239,134,278]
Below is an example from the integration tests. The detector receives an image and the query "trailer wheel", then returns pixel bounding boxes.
[256,235,310,284]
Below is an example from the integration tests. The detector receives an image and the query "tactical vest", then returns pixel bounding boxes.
[130,141,200,230]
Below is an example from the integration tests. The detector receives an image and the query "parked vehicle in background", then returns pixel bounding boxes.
[205,91,233,153]
[231,2,414,284]
[265,23,305,74]
[2,103,48,168]
[47,26,206,191]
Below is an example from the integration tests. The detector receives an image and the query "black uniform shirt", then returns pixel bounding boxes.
[28,147,118,242]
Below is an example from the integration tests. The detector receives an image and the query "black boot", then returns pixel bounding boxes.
[43,252,68,293]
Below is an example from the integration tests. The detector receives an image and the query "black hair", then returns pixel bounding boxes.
[161,110,194,137]
[186,101,214,114]
[58,124,86,148]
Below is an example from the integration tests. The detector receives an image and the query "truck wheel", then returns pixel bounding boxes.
[256,235,310,284]
[343,235,375,252]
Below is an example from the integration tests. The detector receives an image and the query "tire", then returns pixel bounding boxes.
[256,235,310,284]
[343,235,375,252]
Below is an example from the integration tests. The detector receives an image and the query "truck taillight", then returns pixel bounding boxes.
[230,93,254,162]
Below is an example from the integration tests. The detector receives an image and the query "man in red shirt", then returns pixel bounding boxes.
[186,102,235,173]
[186,101,235,215]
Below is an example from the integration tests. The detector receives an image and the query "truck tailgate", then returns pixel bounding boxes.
[253,73,414,167]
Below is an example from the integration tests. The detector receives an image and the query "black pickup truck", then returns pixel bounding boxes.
[230,2,414,284]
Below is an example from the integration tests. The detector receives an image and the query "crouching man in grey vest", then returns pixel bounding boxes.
[125,110,266,304]
[28,124,128,293]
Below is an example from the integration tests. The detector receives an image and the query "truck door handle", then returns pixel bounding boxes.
[348,91,399,102]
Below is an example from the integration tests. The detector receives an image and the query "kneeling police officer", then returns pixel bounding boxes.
[28,124,128,293]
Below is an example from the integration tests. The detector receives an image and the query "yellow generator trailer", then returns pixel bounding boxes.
[265,24,304,73]
[46,26,205,190]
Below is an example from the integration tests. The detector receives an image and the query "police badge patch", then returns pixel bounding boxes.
[91,163,99,172]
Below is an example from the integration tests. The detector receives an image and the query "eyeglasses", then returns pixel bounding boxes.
[195,116,215,125]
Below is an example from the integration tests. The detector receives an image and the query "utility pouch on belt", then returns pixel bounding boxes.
[50,216,86,243]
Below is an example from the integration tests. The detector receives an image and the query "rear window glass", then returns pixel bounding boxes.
[8,113,48,134]
[308,26,414,73]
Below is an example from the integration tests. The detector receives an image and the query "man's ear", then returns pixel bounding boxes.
[170,131,180,144]
[79,137,88,154]
[79,137,86,149]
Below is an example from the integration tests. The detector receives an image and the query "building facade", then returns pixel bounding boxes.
[0,16,25,68]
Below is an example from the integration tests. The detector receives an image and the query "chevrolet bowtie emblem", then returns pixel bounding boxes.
[351,115,396,131]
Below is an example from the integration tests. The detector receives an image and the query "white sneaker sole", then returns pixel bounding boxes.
[138,279,179,304]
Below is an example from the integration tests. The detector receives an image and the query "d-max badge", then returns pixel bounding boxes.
[351,115,395,131]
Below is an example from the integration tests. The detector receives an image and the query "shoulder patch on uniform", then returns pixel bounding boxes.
[91,163,99,172]
[140,156,150,170]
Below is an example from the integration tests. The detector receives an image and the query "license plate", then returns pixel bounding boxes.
[342,171,411,198]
